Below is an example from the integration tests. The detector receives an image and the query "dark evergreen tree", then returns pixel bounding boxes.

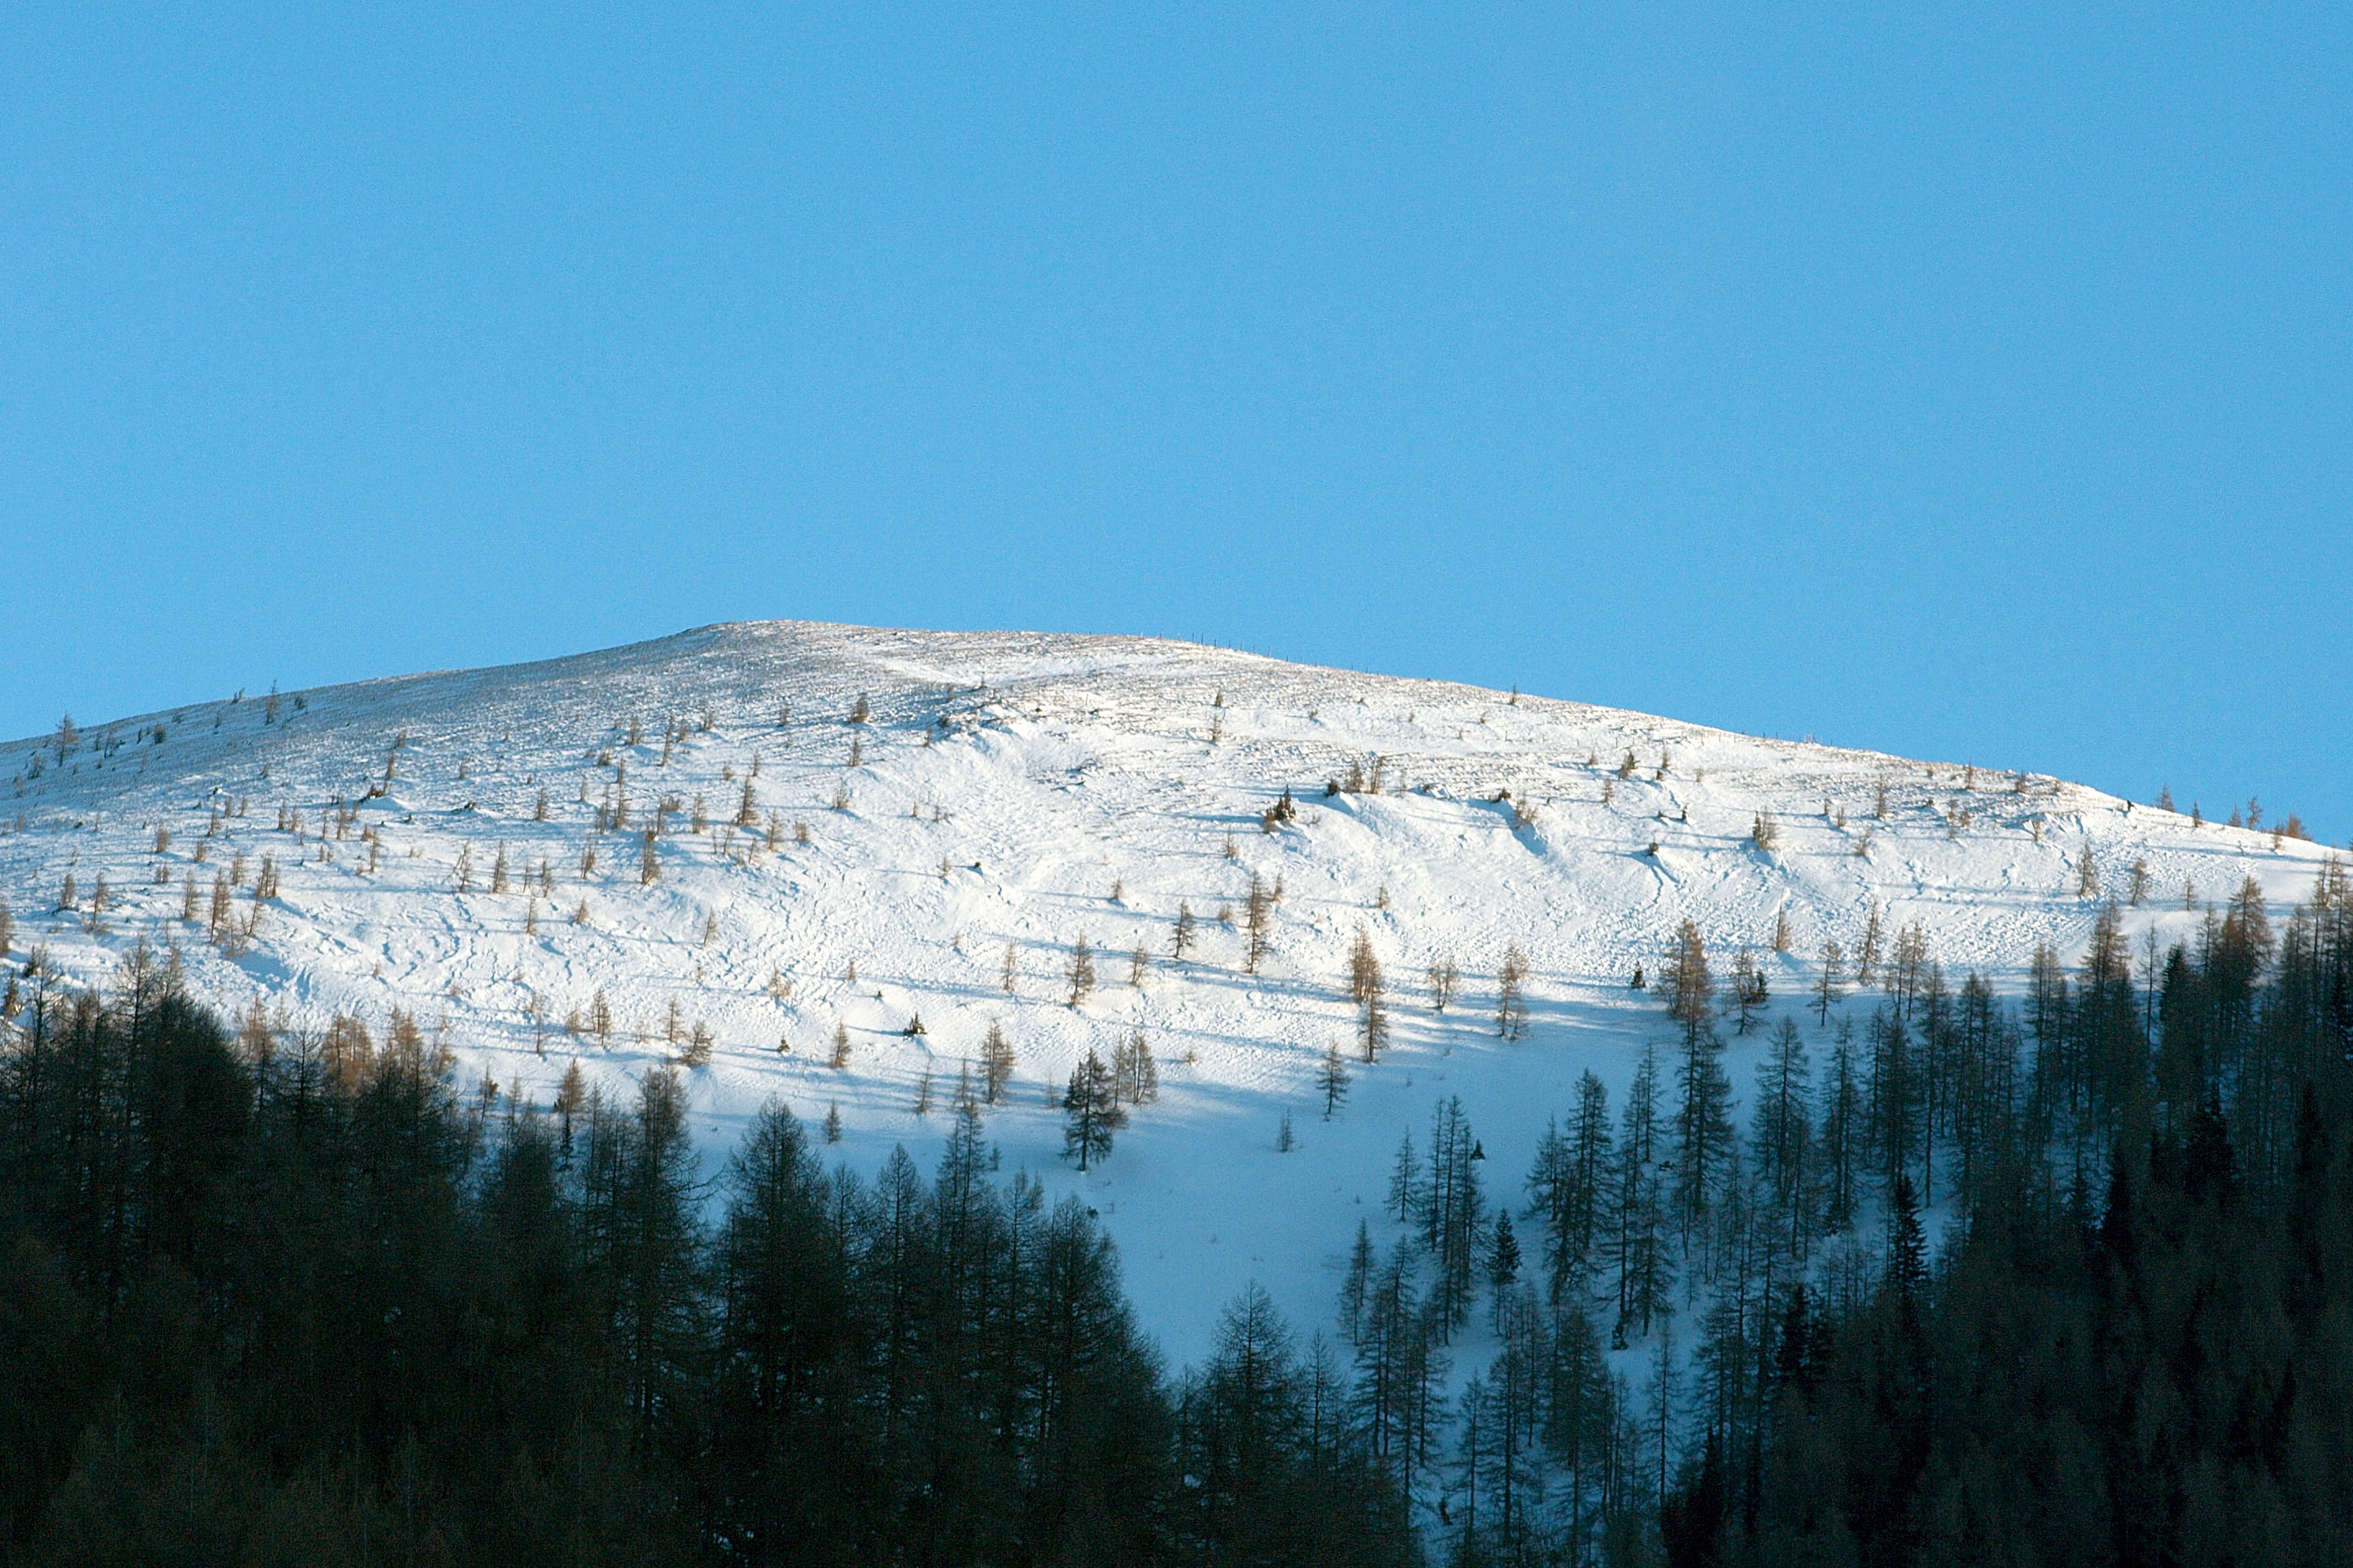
[1061,1048,1125,1171]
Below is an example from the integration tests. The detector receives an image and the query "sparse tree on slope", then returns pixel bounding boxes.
[1244,873,1273,975]
[1062,1049,1125,1171]
[1495,943,1530,1040]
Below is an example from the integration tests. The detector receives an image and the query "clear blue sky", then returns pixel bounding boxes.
[6,6,2347,841]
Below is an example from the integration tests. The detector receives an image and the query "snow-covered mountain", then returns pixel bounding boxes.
[0,622,2329,1361]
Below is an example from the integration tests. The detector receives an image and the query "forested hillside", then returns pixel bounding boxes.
[3,853,2348,1562]
[0,954,1415,1565]
[2,624,2345,1563]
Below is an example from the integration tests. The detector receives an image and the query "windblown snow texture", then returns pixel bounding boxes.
[0,622,2321,1361]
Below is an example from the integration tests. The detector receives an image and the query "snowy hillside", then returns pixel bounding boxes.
[0,621,2331,1361]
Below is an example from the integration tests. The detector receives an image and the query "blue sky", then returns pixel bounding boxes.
[5,5,2347,841]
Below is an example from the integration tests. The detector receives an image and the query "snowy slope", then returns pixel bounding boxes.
[0,621,2332,1363]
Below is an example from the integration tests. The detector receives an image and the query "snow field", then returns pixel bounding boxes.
[0,621,2333,1365]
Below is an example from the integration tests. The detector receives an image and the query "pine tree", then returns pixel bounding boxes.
[1485,1211,1522,1326]
[1660,921,1734,1238]
[1244,873,1273,974]
[1427,951,1460,1012]
[1663,919,1713,1044]
[1422,1096,1488,1335]
[1813,937,1845,1024]
[1495,942,1530,1040]
[1756,1015,1815,1260]
[1728,947,1766,1034]
[1856,900,1884,987]
[1354,928,1390,1059]
[1112,1029,1159,1105]
[1349,924,1380,1006]
[1614,1047,1672,1340]
[1387,1130,1419,1223]
[1818,1019,1861,1234]
[1065,937,1096,1007]
[1341,1220,1378,1344]
[1868,1004,1921,1203]
[590,1066,707,1452]
[1529,1072,1613,1308]
[1062,1049,1125,1170]
[981,1020,1016,1104]
[1319,1039,1352,1118]
[1884,1172,1927,1301]
[1170,900,1197,959]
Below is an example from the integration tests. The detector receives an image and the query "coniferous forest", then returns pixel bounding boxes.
[0,950,1413,1566]
[3,860,2352,1565]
